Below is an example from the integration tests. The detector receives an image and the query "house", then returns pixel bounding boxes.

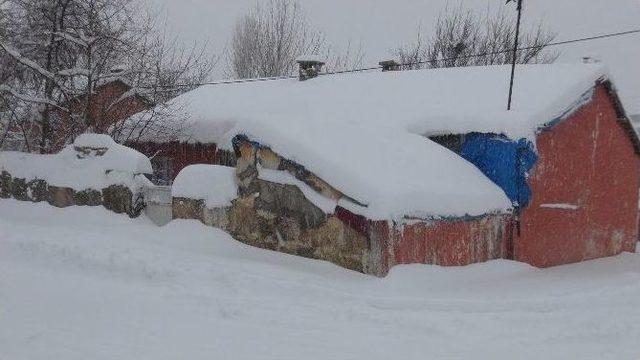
[127,61,640,275]
[2,74,152,153]
[48,77,152,152]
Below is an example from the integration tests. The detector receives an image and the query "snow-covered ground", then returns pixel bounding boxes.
[1,199,639,359]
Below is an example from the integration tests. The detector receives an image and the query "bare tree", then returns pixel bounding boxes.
[323,41,365,74]
[228,0,325,79]
[0,0,76,152]
[0,0,215,153]
[107,17,216,145]
[394,7,558,70]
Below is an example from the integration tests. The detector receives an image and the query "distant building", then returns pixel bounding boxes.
[48,78,152,152]
[126,62,640,275]
[2,76,152,153]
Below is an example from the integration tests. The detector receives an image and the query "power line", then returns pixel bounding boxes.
[328,28,640,75]
[139,28,640,89]
[140,74,298,89]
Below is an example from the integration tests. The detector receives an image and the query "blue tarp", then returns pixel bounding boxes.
[460,134,537,207]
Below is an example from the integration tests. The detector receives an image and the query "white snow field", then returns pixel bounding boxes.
[1,199,640,359]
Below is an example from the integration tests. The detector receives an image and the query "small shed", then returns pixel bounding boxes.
[126,63,640,274]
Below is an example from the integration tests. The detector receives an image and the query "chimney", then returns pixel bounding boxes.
[582,54,601,64]
[379,60,400,72]
[296,56,325,81]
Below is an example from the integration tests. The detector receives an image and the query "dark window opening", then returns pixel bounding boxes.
[428,134,466,154]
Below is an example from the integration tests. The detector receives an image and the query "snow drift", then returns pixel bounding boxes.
[172,165,238,208]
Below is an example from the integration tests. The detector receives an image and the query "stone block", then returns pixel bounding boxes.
[47,186,76,208]
[0,171,12,198]
[10,178,29,201]
[74,189,103,207]
[253,179,326,230]
[26,179,48,202]
[172,197,205,222]
[202,206,230,229]
[102,185,134,216]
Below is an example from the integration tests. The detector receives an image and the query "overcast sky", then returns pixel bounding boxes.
[153,0,640,114]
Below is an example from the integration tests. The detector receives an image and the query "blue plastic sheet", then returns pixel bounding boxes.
[460,134,537,207]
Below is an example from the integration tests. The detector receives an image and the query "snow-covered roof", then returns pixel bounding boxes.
[127,64,614,219]
[296,55,326,63]
[146,63,609,144]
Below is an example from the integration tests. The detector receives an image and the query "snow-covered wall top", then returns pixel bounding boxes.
[172,165,237,208]
[0,134,152,191]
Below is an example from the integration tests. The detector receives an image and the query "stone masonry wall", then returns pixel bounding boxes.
[172,137,384,275]
[173,183,378,274]
[0,170,144,217]
[172,136,512,277]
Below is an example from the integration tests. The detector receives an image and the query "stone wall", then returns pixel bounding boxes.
[173,183,378,274]
[172,136,512,277]
[171,137,385,275]
[0,170,144,217]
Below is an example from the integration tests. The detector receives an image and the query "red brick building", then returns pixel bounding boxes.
[48,79,152,152]
[3,78,152,153]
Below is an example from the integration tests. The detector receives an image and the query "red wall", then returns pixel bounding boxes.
[370,84,639,273]
[129,142,220,181]
[373,214,513,274]
[517,85,640,267]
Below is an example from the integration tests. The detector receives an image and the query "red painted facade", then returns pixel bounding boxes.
[364,84,639,273]
[370,214,512,274]
[65,80,151,133]
[516,85,640,267]
[129,141,234,183]
[392,215,511,267]
[21,80,152,153]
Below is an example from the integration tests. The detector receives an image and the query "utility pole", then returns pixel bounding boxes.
[507,0,524,111]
